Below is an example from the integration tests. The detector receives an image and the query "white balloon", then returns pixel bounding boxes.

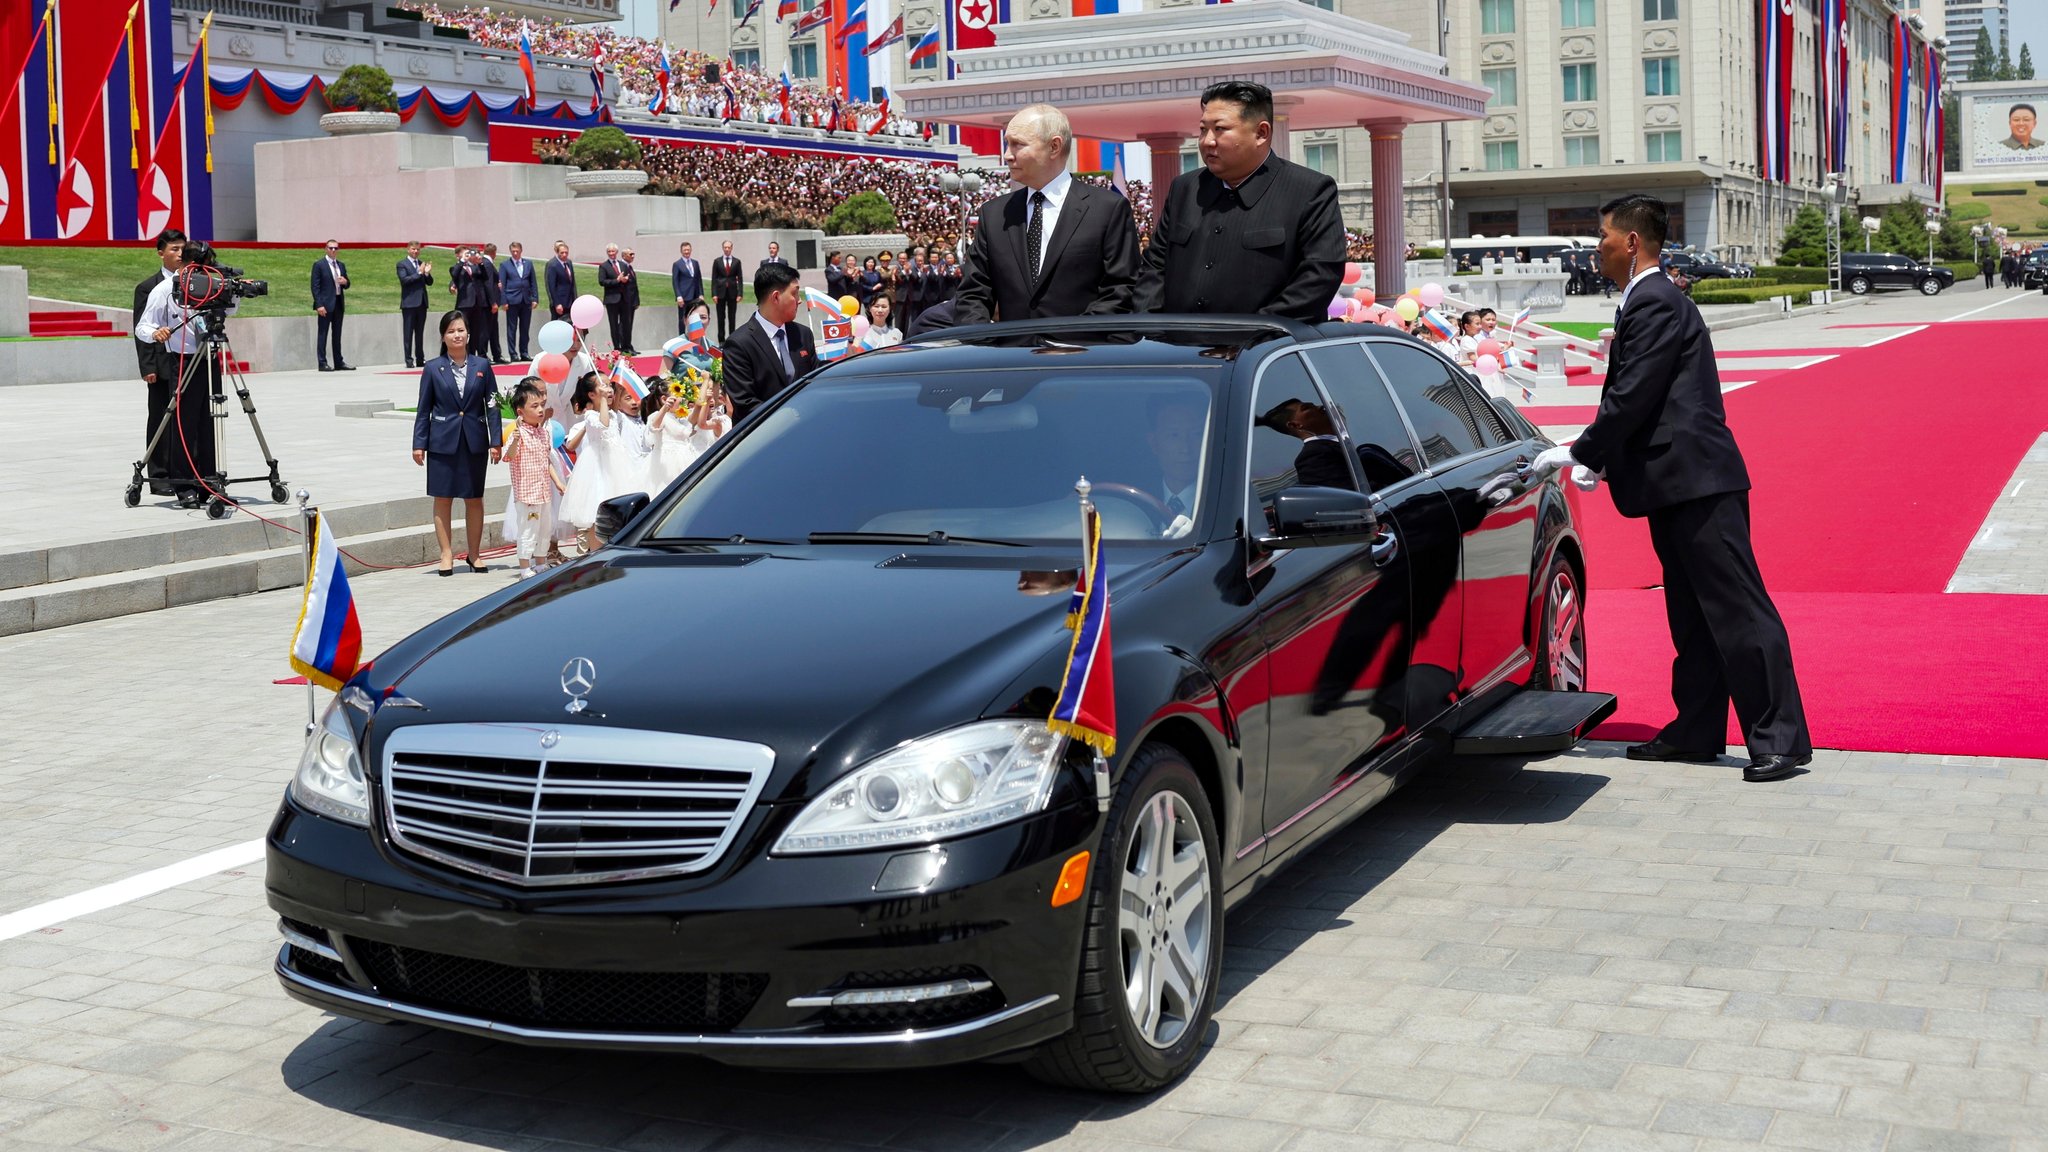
[536,320,575,356]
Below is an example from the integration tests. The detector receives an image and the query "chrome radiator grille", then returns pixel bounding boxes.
[381,724,774,885]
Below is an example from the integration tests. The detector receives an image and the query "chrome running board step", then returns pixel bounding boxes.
[1452,690,1617,756]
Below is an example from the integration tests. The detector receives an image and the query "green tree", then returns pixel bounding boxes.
[2021,43,2036,81]
[326,65,397,113]
[1997,33,2016,82]
[1969,27,1995,81]
[1944,93,1961,172]
[1780,203,1826,263]
[824,190,899,235]
[567,126,642,171]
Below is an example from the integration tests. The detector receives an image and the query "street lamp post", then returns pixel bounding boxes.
[938,169,985,263]
[1925,219,1941,264]
[1971,224,1985,266]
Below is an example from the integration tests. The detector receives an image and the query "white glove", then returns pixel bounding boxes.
[1532,445,1577,475]
[1570,464,1603,491]
[1161,514,1193,540]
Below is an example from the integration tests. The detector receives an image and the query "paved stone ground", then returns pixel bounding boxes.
[1951,435,2048,595]
[4,558,2048,1151]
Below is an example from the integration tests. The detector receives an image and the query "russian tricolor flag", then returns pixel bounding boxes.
[777,0,799,20]
[836,0,867,48]
[909,25,942,66]
[651,46,672,114]
[517,22,539,105]
[289,511,363,693]
[1419,308,1456,340]
[1049,501,1115,755]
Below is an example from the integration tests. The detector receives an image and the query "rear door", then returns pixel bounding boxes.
[1364,339,1543,699]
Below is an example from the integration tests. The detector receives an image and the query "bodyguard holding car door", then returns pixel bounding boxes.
[1533,194,1810,782]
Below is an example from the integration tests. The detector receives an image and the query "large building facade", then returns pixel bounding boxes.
[1944,0,2004,75]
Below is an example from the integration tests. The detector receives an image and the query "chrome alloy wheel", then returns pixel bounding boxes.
[1118,790,1214,1050]
[1546,568,1586,691]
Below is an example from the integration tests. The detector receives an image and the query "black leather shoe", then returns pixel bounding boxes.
[1626,740,1722,763]
[318,365,333,372]
[335,363,355,371]
[1744,754,1812,782]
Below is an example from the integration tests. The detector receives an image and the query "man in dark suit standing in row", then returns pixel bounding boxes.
[546,240,577,321]
[955,104,1138,325]
[499,241,537,361]
[721,263,815,422]
[597,243,633,353]
[672,241,703,333]
[759,241,788,271]
[1534,194,1810,783]
[396,242,434,369]
[1137,81,1345,322]
[478,243,506,362]
[311,239,353,371]
[451,248,494,363]
[619,248,642,354]
[135,229,185,495]
[711,240,743,342]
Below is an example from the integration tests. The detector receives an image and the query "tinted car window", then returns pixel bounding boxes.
[1249,354,1355,531]
[1300,344,1421,492]
[1364,341,1485,466]
[649,368,1220,543]
[1454,377,1515,447]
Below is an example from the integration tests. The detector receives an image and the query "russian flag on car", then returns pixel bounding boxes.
[288,511,363,692]
[1049,493,1115,755]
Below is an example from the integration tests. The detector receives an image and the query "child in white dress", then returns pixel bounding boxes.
[645,379,732,490]
[557,373,643,550]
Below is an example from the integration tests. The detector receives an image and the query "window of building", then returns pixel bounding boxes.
[1547,206,1600,236]
[1559,0,1597,29]
[1643,0,1677,19]
[1302,142,1339,178]
[732,48,761,71]
[1483,141,1520,171]
[1644,57,1680,96]
[789,42,820,80]
[1480,0,1515,35]
[1645,129,1683,162]
[1482,68,1518,108]
[1469,209,1519,234]
[1181,150,1203,174]
[1561,63,1597,103]
[1563,136,1600,166]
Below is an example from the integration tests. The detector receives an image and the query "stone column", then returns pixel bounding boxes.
[1137,132,1187,233]
[1364,120,1408,298]
[1271,96,1304,161]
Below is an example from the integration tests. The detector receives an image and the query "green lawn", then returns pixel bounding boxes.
[1946,181,2048,240]
[1540,321,1610,340]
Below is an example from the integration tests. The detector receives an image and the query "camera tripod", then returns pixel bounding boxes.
[125,310,289,520]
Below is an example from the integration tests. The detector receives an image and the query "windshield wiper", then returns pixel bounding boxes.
[807,531,1026,548]
[648,535,794,546]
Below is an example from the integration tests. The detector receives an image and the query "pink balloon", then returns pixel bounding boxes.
[852,316,872,338]
[1354,288,1375,309]
[1474,354,1501,376]
[534,352,570,384]
[570,294,606,332]
[1475,338,1503,360]
[1418,282,1445,309]
[1341,263,1364,286]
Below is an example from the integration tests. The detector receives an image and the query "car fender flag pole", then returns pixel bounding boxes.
[1049,477,1115,756]
[289,493,364,721]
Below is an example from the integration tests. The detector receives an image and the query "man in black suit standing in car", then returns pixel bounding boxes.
[721,263,815,422]
[1136,81,1345,322]
[954,104,1138,325]
[1533,193,1810,783]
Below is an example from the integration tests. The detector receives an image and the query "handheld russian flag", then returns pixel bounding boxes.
[1049,480,1115,755]
[778,69,793,124]
[650,46,672,114]
[608,355,648,401]
[517,22,539,105]
[1419,308,1456,340]
[908,25,942,66]
[288,510,364,693]
[863,13,904,55]
[836,0,867,47]
[1511,304,1532,329]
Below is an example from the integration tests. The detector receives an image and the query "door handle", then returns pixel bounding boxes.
[1369,527,1398,567]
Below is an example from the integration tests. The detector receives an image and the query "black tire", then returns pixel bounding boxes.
[1025,744,1222,1094]
[1846,275,1872,295]
[1531,551,1586,692]
[1917,278,1943,296]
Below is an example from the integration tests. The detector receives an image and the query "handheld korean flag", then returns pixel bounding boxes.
[289,510,363,692]
[819,316,853,360]
[1050,479,1115,755]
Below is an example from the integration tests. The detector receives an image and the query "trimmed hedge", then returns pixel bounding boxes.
[1690,283,1810,305]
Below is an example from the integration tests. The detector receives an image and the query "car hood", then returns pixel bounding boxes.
[372,547,1169,799]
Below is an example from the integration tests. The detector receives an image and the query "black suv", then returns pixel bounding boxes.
[2022,250,2048,292]
[1661,250,1735,281]
[1838,251,1953,296]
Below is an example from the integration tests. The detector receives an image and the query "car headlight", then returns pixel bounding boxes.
[774,720,1066,855]
[291,699,369,825]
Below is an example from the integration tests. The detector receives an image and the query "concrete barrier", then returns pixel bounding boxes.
[0,267,28,338]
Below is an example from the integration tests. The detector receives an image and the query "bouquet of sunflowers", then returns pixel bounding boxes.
[656,370,701,410]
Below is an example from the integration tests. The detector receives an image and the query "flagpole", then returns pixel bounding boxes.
[297,488,316,733]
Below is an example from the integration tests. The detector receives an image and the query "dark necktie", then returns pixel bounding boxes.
[1026,191,1048,282]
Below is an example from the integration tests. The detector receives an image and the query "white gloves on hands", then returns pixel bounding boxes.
[1570,464,1604,492]
[1532,445,1578,475]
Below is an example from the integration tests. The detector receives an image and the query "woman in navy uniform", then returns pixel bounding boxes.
[411,310,502,576]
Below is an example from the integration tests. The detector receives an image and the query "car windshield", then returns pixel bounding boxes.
[646,365,1223,545]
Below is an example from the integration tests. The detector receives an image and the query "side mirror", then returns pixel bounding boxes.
[1260,486,1378,548]
[593,492,650,545]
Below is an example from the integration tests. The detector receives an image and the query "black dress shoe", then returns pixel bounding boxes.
[1744,754,1812,782]
[335,363,355,371]
[1625,740,1722,763]
[318,365,333,372]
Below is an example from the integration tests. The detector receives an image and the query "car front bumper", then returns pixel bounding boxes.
[266,795,1098,1068]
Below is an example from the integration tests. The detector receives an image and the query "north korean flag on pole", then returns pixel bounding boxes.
[1049,483,1115,756]
[863,14,904,56]
[0,2,60,242]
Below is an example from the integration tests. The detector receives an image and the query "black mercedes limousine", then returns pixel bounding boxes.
[268,315,1613,1092]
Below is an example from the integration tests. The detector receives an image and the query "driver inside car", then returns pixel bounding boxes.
[1144,394,1207,539]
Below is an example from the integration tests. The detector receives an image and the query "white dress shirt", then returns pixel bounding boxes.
[753,310,794,375]
[134,276,199,354]
[1025,170,1074,267]
[1617,265,1665,315]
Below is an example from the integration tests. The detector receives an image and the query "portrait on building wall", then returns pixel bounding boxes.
[1971,95,2048,168]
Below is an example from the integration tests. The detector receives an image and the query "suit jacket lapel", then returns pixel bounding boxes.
[1032,189,1090,299]
[1006,189,1031,281]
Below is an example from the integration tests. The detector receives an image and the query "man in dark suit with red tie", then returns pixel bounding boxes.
[1534,194,1810,783]
[720,263,815,422]
[955,104,1138,325]
[710,240,744,342]
[451,249,493,364]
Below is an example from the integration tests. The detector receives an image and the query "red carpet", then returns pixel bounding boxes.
[1574,320,2048,759]
[1713,348,1851,358]
[1521,405,1598,425]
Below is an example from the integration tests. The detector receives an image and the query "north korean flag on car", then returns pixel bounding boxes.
[1050,497,1114,755]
